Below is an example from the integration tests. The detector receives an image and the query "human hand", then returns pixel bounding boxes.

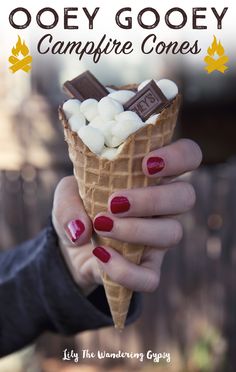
[52,139,202,296]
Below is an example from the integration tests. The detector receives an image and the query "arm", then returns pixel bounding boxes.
[0,222,139,357]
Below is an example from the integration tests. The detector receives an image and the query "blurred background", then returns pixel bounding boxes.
[0,0,236,371]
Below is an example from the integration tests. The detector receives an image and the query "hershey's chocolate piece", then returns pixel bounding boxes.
[63,71,109,101]
[123,80,168,121]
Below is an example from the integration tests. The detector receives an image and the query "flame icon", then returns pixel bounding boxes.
[9,36,32,73]
[204,36,229,74]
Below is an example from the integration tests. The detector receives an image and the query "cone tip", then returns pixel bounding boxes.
[114,323,125,332]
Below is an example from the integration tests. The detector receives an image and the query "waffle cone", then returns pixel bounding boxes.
[59,87,181,329]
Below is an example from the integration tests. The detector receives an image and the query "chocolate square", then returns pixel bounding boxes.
[63,71,109,101]
[123,80,168,121]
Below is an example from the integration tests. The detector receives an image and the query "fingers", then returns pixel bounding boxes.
[92,246,166,292]
[108,181,196,217]
[52,176,92,246]
[91,140,200,293]
[142,138,202,178]
[93,213,183,248]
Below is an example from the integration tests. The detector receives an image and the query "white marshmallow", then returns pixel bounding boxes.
[101,144,124,159]
[63,99,81,119]
[108,90,135,105]
[145,113,160,125]
[80,99,98,121]
[89,115,104,129]
[101,147,119,160]
[115,111,143,124]
[98,97,123,121]
[102,121,116,142]
[105,135,124,148]
[89,119,115,146]
[156,79,178,100]
[112,119,140,141]
[137,79,151,91]
[68,114,86,132]
[78,126,104,155]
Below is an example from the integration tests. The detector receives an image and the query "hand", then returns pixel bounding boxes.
[52,139,202,296]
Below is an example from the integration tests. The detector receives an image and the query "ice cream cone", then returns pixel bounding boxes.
[59,87,181,329]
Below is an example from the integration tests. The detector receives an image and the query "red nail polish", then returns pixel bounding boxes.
[110,196,130,214]
[67,219,85,242]
[94,216,113,232]
[93,246,111,263]
[147,157,165,175]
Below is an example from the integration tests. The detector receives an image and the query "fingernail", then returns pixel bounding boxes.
[147,157,165,175]
[93,246,111,263]
[94,216,113,232]
[110,196,130,214]
[67,219,85,242]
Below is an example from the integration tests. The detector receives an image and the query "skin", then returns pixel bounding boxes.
[52,139,202,296]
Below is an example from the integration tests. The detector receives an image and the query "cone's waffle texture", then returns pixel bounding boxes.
[59,87,181,329]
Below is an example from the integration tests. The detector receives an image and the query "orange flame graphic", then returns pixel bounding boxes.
[12,36,29,57]
[204,36,229,74]
[9,36,32,73]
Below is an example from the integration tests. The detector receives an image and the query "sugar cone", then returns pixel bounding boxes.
[59,89,181,329]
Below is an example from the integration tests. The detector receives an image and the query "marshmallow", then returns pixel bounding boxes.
[68,114,86,132]
[102,144,124,159]
[113,111,143,141]
[156,79,178,100]
[115,111,143,124]
[80,99,98,121]
[102,121,116,141]
[63,99,81,119]
[89,115,104,129]
[112,119,140,141]
[137,79,151,91]
[89,119,115,145]
[98,97,123,120]
[105,135,124,148]
[145,113,160,125]
[101,147,120,160]
[78,126,104,155]
[108,90,135,105]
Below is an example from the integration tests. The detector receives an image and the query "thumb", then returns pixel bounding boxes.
[52,176,92,246]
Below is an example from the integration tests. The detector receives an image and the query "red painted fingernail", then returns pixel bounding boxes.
[110,196,130,214]
[93,246,111,263]
[147,157,165,175]
[94,216,113,232]
[67,219,85,242]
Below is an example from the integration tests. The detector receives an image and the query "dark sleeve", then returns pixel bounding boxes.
[0,221,141,357]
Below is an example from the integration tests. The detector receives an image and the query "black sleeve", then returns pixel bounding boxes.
[0,221,141,357]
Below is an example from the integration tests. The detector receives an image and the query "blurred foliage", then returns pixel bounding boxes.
[187,324,226,372]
